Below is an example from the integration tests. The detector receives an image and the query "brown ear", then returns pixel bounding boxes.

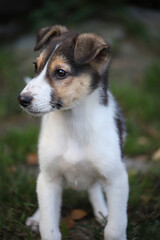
[34,25,68,51]
[74,33,110,64]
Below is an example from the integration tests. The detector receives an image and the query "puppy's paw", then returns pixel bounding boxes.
[41,231,61,240]
[104,226,126,240]
[26,216,39,232]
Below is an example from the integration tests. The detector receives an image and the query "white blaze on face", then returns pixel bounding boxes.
[20,44,61,116]
[21,61,53,115]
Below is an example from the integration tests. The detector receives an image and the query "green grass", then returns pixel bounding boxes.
[0,49,22,117]
[128,168,160,239]
[0,48,34,117]
[111,60,160,156]
[29,2,160,54]
[0,126,38,239]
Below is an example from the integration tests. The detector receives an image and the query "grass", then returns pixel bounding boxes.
[111,60,160,156]
[0,126,39,239]
[0,49,22,117]
[0,48,34,117]
[128,168,160,239]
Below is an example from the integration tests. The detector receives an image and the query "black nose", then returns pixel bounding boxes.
[18,94,33,107]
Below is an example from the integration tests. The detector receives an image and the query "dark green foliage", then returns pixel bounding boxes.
[111,78,160,156]
[0,49,33,117]
[0,127,39,168]
[30,0,95,29]
[0,50,21,116]
[0,127,39,240]
[29,0,126,29]
[128,168,160,239]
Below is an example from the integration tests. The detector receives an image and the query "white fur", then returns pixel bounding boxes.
[24,84,129,239]
[21,63,53,116]
[21,44,60,116]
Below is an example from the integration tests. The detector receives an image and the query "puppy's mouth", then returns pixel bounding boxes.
[27,110,49,117]
[21,107,50,117]
[21,102,63,117]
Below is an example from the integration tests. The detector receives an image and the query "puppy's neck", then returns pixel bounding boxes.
[67,88,101,116]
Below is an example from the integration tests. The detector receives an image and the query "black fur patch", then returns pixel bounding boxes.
[115,104,126,158]
[99,69,109,105]
[50,91,63,110]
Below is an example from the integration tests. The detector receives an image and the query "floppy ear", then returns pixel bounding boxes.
[34,25,68,51]
[74,33,110,65]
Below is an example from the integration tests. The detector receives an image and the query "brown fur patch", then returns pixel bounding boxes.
[51,73,91,109]
[74,33,109,65]
[36,52,45,70]
[49,56,71,74]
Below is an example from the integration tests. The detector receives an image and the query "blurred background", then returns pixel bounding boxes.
[0,1,160,239]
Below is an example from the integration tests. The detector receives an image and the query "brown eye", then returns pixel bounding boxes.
[33,62,37,73]
[56,69,67,78]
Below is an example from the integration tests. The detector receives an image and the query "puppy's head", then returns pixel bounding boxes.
[18,25,110,116]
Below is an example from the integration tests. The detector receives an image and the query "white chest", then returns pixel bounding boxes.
[59,158,100,189]
[38,92,121,188]
[39,122,101,189]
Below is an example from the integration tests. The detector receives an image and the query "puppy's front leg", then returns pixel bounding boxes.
[37,173,62,240]
[88,183,108,223]
[104,165,129,240]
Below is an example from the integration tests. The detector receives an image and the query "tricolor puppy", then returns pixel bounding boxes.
[18,25,129,240]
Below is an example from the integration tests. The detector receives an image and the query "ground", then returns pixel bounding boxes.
[0,8,160,239]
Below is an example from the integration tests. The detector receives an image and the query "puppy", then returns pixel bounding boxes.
[18,25,129,240]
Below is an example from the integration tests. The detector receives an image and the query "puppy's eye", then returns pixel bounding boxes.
[56,69,67,79]
[33,62,37,73]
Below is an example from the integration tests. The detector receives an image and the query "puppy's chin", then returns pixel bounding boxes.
[21,106,55,117]
[24,109,49,117]
[21,103,76,117]
[26,111,48,117]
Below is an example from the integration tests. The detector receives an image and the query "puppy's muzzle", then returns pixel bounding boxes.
[18,94,33,108]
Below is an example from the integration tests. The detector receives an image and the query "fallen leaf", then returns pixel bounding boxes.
[152,149,160,161]
[140,194,150,204]
[138,136,149,145]
[67,218,75,229]
[145,127,159,139]
[7,165,17,173]
[70,209,88,220]
[137,155,148,162]
[27,153,38,165]
[61,217,75,230]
